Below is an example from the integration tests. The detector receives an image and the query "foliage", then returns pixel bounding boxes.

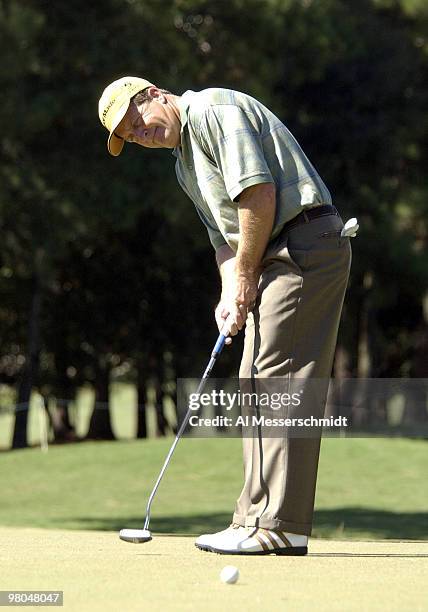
[0,0,426,444]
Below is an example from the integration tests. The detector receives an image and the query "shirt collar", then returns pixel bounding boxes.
[178,90,195,130]
[172,90,195,158]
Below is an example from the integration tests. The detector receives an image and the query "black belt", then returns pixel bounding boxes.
[281,205,338,233]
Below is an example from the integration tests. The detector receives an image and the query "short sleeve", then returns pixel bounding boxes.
[193,204,227,250]
[201,105,274,202]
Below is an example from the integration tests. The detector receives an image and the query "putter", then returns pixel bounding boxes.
[119,318,233,544]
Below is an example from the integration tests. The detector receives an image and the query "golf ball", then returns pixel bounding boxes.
[220,565,239,584]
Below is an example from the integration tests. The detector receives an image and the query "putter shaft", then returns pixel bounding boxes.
[142,332,228,532]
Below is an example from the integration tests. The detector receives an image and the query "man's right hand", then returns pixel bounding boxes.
[214,298,247,345]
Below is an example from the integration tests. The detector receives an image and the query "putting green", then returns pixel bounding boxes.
[1,528,427,611]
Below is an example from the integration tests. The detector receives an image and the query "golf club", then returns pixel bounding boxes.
[119,317,233,544]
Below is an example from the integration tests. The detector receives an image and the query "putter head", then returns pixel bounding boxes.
[119,528,152,544]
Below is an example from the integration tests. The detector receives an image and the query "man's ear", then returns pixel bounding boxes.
[147,86,163,101]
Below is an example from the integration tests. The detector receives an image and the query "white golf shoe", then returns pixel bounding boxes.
[195,523,247,549]
[196,526,308,556]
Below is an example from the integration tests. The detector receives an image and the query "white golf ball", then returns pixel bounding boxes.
[220,565,239,584]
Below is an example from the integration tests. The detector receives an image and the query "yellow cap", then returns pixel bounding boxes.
[98,76,154,156]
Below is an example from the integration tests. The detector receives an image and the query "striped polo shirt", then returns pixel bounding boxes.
[173,88,332,251]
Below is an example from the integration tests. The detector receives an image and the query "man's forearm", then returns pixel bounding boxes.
[213,182,276,335]
[215,244,236,298]
[235,183,276,277]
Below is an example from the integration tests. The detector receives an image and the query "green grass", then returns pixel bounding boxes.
[3,530,427,612]
[0,437,427,540]
[0,383,178,448]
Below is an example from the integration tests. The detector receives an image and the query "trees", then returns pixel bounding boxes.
[0,0,426,447]
[268,0,428,378]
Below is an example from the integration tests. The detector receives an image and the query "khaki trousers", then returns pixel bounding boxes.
[233,212,352,535]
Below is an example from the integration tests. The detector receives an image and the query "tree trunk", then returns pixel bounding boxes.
[325,345,352,420]
[13,274,42,449]
[403,320,428,425]
[154,373,168,437]
[86,365,115,440]
[352,272,374,428]
[169,353,179,435]
[154,357,169,437]
[357,272,373,379]
[49,398,77,442]
[136,367,147,439]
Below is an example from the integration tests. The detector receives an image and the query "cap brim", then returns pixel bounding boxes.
[106,101,130,156]
[108,132,125,156]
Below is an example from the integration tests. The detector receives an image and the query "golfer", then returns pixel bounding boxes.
[98,77,352,555]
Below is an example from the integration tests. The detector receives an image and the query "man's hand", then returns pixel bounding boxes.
[215,271,259,344]
[214,182,275,345]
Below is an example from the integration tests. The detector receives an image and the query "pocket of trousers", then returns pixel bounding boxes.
[262,235,306,275]
[302,234,351,272]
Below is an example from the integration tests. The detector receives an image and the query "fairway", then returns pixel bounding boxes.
[1,527,427,611]
[0,437,427,540]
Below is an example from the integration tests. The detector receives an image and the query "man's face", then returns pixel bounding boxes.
[115,88,181,150]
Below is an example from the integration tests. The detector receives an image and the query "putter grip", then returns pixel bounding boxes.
[211,314,235,357]
[212,334,227,358]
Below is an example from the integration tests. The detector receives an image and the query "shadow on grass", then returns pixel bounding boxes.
[313,508,428,540]
[56,508,428,540]
[53,513,231,535]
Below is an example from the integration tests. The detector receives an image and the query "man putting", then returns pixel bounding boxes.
[98,77,352,555]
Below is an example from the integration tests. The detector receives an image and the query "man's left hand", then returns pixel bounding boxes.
[226,270,259,336]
